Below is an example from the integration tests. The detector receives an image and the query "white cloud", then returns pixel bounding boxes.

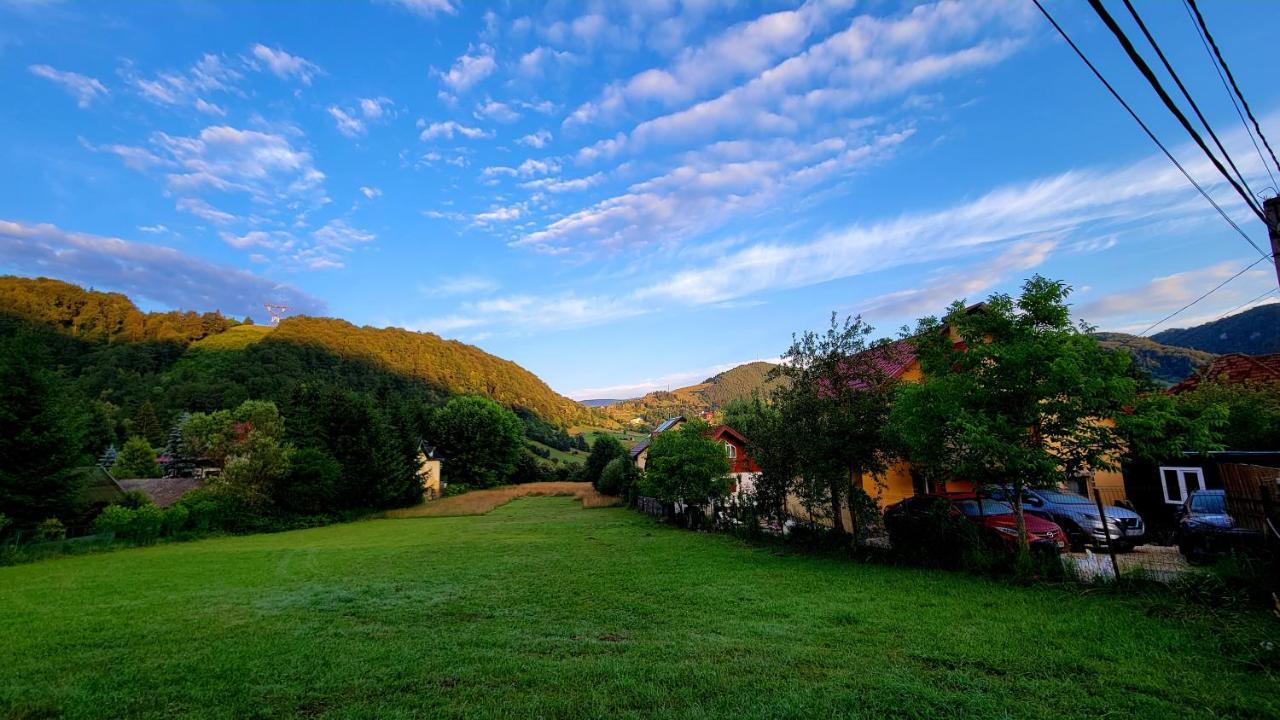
[175,197,237,225]
[517,129,552,148]
[420,275,499,297]
[482,158,562,179]
[151,125,326,206]
[473,98,520,123]
[359,186,382,199]
[520,172,603,193]
[250,44,322,85]
[565,0,855,127]
[359,96,393,119]
[0,218,323,317]
[327,106,365,137]
[137,224,169,234]
[437,44,496,92]
[380,0,456,18]
[418,120,491,141]
[1077,261,1276,331]
[125,54,240,111]
[516,46,575,77]
[472,203,526,224]
[28,64,107,107]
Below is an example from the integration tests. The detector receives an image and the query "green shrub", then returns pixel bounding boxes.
[131,505,164,544]
[442,483,471,498]
[115,490,155,509]
[886,500,987,570]
[93,505,136,537]
[0,512,10,537]
[183,500,219,534]
[162,504,189,537]
[271,447,340,515]
[596,457,636,497]
[36,517,67,542]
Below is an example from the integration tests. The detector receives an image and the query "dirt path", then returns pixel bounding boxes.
[385,482,620,518]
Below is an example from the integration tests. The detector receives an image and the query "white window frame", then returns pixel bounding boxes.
[1157,466,1206,505]
[724,442,737,460]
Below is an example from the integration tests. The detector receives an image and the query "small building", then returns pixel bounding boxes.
[417,442,444,499]
[630,416,685,470]
[1123,451,1280,537]
[116,477,203,508]
[706,424,761,500]
[1168,352,1280,394]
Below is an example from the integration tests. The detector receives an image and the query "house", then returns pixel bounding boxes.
[839,313,1127,514]
[706,424,762,500]
[630,416,685,470]
[417,442,444,499]
[1168,352,1280,394]
[116,477,203,508]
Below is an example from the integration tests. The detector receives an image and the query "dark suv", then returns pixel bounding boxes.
[985,485,1145,552]
[1176,489,1264,564]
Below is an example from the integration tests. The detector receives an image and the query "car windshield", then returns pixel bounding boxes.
[954,499,1014,517]
[1190,493,1226,514]
[1036,491,1093,505]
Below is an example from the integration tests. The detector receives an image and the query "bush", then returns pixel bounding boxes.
[162,504,189,536]
[442,483,471,498]
[0,512,10,538]
[36,517,66,542]
[116,490,155,510]
[131,505,165,544]
[93,505,135,537]
[512,453,552,484]
[887,500,987,570]
[596,457,635,497]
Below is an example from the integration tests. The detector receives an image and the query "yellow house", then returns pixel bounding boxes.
[417,442,443,499]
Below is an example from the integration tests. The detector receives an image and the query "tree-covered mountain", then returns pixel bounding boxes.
[605,361,783,425]
[1092,332,1216,387]
[1149,303,1280,355]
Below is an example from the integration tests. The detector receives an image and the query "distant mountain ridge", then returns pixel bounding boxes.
[579,399,621,407]
[604,361,782,424]
[1150,303,1279,355]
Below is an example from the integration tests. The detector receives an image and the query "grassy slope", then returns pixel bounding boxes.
[604,361,782,425]
[188,323,274,351]
[1,499,1275,719]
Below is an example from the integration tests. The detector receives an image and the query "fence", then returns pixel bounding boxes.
[1081,464,1279,583]
[635,496,665,518]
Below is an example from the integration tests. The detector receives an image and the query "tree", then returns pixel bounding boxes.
[430,396,524,488]
[219,432,293,509]
[771,314,899,538]
[643,421,731,524]
[130,401,164,447]
[891,276,1147,552]
[585,434,626,489]
[112,436,163,479]
[0,334,91,524]
[597,456,638,497]
[721,396,798,525]
[271,447,341,515]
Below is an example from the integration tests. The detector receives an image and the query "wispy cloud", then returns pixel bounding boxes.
[28,64,107,107]
[0,219,323,317]
[437,44,496,92]
[249,44,322,85]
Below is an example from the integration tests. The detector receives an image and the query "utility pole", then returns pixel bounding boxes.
[1267,196,1280,289]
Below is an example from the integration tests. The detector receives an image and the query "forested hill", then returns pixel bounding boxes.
[606,360,782,425]
[268,317,588,425]
[0,275,594,428]
[1150,303,1280,355]
[1092,332,1216,387]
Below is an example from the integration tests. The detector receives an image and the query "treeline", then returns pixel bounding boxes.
[0,276,596,543]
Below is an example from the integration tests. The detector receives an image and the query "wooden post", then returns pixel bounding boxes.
[1094,489,1121,581]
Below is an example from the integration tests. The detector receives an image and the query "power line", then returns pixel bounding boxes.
[1119,0,1256,202]
[1182,0,1278,192]
[1185,0,1280,177]
[1085,0,1265,222]
[1214,287,1277,322]
[1138,254,1274,336]
[1030,0,1272,263]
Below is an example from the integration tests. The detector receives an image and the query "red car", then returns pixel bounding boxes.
[884,492,1069,554]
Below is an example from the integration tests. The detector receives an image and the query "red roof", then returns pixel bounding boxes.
[1169,352,1280,394]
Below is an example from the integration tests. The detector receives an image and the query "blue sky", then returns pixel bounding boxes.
[2,0,1278,400]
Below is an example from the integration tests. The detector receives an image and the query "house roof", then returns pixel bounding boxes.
[629,438,651,458]
[707,424,750,446]
[117,477,203,508]
[74,466,125,506]
[1169,352,1280,394]
[654,416,685,433]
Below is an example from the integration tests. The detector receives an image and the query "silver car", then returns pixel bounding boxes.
[986,486,1145,552]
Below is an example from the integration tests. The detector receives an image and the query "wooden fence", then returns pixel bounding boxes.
[1220,463,1280,535]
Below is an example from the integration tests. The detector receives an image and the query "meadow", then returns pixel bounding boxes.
[1,498,1276,719]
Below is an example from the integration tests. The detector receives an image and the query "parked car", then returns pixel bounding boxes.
[1176,489,1265,564]
[984,485,1145,552]
[884,493,1068,555]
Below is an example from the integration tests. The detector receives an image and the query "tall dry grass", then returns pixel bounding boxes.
[385,482,621,518]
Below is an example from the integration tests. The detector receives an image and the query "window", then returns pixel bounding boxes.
[724,442,737,460]
[1158,466,1206,505]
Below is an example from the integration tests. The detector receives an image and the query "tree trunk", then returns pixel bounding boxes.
[829,477,846,536]
[848,466,863,540]
[1011,488,1030,554]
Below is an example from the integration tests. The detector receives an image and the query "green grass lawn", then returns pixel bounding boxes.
[1,499,1275,719]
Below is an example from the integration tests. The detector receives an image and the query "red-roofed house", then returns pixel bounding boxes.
[707,424,761,499]
[1168,352,1280,394]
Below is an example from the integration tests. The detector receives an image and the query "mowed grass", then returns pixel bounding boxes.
[385,482,619,517]
[1,499,1276,720]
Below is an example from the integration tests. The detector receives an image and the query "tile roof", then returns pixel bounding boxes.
[117,477,203,508]
[629,438,651,458]
[1169,352,1280,394]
